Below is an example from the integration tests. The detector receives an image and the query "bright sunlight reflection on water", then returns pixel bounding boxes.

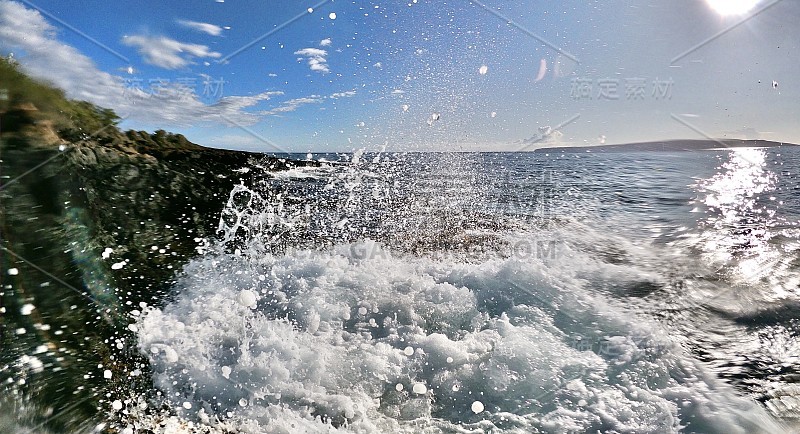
[695,148,796,299]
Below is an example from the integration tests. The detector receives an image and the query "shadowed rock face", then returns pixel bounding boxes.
[0,57,325,429]
[69,140,313,306]
[0,133,314,431]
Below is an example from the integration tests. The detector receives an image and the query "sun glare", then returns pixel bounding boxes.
[705,0,760,16]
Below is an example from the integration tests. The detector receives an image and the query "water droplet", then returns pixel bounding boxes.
[162,346,178,363]
[237,289,257,308]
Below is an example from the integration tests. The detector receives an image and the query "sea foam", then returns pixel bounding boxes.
[134,154,790,433]
[136,239,786,433]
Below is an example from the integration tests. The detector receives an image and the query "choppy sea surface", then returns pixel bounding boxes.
[5,147,800,433]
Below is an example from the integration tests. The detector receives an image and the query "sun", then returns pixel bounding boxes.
[705,0,760,16]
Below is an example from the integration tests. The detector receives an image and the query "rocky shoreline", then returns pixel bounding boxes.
[1,58,320,431]
[2,135,321,432]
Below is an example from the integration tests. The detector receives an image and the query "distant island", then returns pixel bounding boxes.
[533,139,799,153]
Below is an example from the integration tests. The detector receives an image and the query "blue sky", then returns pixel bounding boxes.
[0,0,798,152]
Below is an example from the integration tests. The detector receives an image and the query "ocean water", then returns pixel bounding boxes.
[130,148,800,433]
[5,148,800,433]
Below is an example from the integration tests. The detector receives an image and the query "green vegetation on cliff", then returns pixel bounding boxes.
[0,56,202,150]
[0,56,118,142]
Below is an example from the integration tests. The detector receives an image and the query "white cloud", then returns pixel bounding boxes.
[520,126,564,147]
[177,19,223,36]
[122,35,221,69]
[320,38,332,47]
[0,1,288,127]
[260,96,322,115]
[329,90,356,99]
[0,1,121,109]
[294,47,329,73]
[295,48,327,57]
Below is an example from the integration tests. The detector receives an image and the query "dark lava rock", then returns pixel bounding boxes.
[0,132,314,431]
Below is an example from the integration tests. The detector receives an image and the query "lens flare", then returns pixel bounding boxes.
[705,0,759,16]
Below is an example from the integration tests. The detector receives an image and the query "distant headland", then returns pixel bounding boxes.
[533,139,798,153]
